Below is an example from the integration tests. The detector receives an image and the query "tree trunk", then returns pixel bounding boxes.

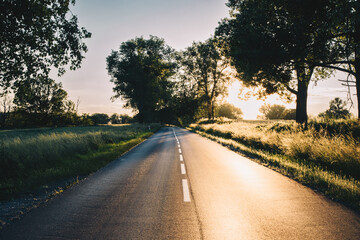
[211,102,215,119]
[355,59,360,120]
[207,101,212,120]
[354,0,360,120]
[296,78,309,126]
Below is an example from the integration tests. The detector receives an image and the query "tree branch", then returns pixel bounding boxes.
[316,64,355,75]
[286,85,298,95]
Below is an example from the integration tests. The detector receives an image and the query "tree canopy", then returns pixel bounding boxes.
[178,38,231,120]
[13,77,70,115]
[311,0,360,119]
[259,104,296,120]
[0,0,91,89]
[216,0,335,124]
[106,36,177,122]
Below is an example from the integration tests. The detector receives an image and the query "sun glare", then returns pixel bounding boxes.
[226,82,295,120]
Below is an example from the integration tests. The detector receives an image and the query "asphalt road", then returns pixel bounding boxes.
[1,127,360,239]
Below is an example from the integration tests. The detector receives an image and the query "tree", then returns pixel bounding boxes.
[0,92,13,128]
[170,67,204,125]
[107,36,176,122]
[217,103,243,119]
[119,114,133,124]
[90,113,110,125]
[283,109,296,120]
[110,113,121,124]
[259,104,287,120]
[216,0,334,125]
[178,38,231,120]
[310,1,360,119]
[319,98,351,119]
[13,77,70,116]
[0,0,91,89]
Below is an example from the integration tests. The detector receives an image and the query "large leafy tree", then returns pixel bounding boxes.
[106,36,176,122]
[312,0,360,119]
[170,72,203,125]
[0,0,91,89]
[217,0,334,125]
[178,38,231,120]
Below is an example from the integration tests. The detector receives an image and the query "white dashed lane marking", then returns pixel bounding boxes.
[181,163,186,174]
[182,179,191,202]
[173,128,191,202]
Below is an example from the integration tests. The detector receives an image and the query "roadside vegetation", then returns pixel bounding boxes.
[0,123,160,200]
[190,118,360,211]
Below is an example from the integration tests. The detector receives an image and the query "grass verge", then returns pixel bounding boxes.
[189,122,360,212]
[0,124,160,200]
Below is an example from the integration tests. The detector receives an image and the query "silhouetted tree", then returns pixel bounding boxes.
[178,38,231,120]
[13,77,70,115]
[310,1,360,119]
[217,0,335,125]
[110,113,121,124]
[90,113,110,125]
[170,68,203,125]
[119,114,133,123]
[107,36,176,122]
[0,0,91,89]
[319,98,351,119]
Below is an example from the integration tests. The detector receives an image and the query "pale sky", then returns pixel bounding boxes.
[53,0,358,119]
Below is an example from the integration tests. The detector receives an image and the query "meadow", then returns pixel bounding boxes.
[190,119,360,211]
[0,124,160,200]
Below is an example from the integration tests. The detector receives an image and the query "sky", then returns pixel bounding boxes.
[54,0,358,119]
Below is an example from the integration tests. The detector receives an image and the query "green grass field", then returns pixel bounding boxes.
[0,123,161,200]
[190,118,360,212]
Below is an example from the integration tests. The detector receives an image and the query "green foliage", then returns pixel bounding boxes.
[0,78,94,128]
[0,124,160,199]
[119,114,133,124]
[282,109,296,120]
[308,118,360,140]
[90,113,110,125]
[13,77,69,115]
[318,98,351,119]
[259,104,286,120]
[177,38,231,120]
[0,0,91,89]
[107,36,176,123]
[110,114,121,124]
[216,103,243,119]
[259,104,296,120]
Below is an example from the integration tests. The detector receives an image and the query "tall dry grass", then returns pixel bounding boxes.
[190,119,360,211]
[191,119,360,180]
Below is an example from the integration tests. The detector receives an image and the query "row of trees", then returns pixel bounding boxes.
[216,0,359,125]
[2,0,356,127]
[108,0,359,125]
[106,36,235,124]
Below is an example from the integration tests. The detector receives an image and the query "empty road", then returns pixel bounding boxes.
[1,127,360,239]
